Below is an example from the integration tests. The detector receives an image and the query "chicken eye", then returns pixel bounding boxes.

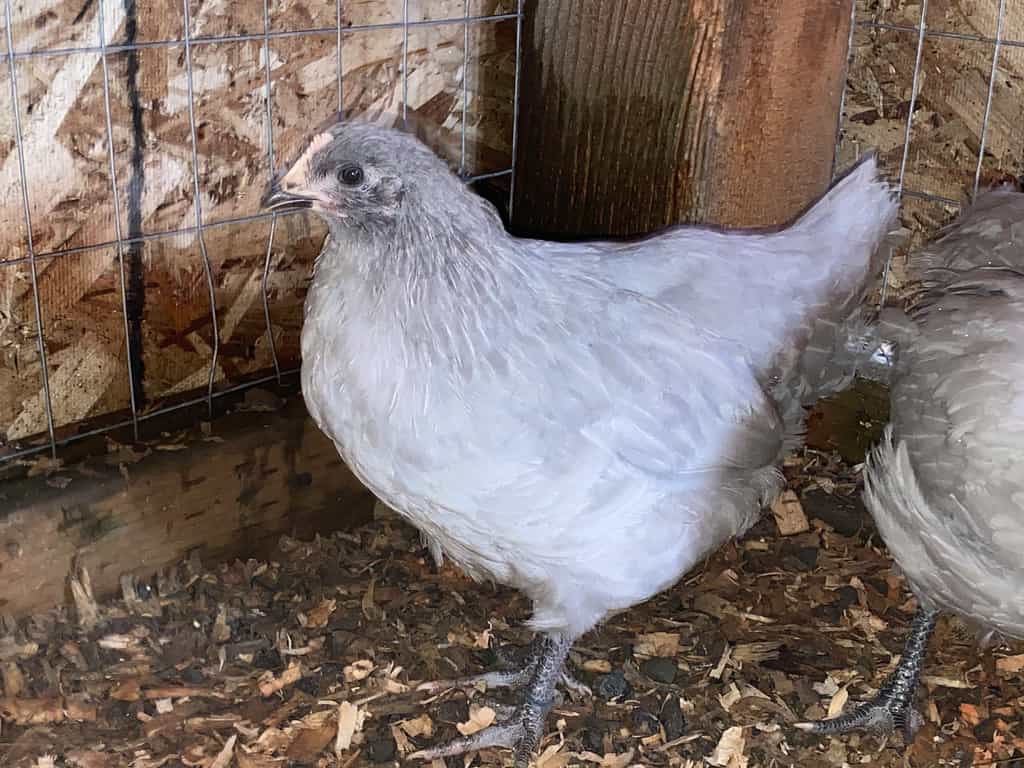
[338,165,364,186]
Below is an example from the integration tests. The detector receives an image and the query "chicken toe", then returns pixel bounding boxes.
[411,634,571,766]
[796,607,938,740]
[417,634,545,696]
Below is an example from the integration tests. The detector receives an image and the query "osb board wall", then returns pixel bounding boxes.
[0,0,517,455]
[836,0,1024,298]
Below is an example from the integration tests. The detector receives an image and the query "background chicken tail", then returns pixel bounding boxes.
[910,186,1024,297]
[863,187,1024,386]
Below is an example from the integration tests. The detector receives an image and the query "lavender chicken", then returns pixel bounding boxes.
[798,187,1024,739]
[261,117,897,764]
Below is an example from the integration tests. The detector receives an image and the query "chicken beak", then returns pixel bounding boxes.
[260,177,315,212]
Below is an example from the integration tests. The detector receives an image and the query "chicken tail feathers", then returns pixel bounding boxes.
[801,154,900,393]
[769,154,902,430]
[792,153,898,251]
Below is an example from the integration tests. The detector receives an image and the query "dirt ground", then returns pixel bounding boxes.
[0,384,1021,768]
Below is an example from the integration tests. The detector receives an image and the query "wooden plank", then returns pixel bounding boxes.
[511,0,854,234]
[700,0,854,227]
[0,392,375,617]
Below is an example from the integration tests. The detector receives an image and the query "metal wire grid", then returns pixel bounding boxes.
[836,0,1013,306]
[1,0,527,464]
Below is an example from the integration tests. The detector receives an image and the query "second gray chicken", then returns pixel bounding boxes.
[799,187,1024,737]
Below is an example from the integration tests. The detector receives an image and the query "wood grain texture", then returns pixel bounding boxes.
[0,396,375,617]
[512,0,854,235]
[511,0,702,236]
[703,0,854,227]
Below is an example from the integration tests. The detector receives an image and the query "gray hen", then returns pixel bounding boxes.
[798,188,1024,738]
[262,117,896,764]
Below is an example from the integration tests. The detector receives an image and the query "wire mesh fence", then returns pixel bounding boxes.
[0,0,524,464]
[4,0,1022,467]
[835,0,1024,304]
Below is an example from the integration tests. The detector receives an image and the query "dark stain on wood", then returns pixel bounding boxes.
[182,474,206,491]
[59,505,122,547]
[512,0,854,235]
[72,0,96,25]
[513,0,696,237]
[0,388,375,617]
[124,0,148,406]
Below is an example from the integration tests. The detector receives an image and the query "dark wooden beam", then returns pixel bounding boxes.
[0,392,374,617]
[511,0,853,235]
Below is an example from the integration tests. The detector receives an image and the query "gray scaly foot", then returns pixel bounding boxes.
[410,634,572,767]
[417,634,591,699]
[795,606,939,740]
[416,634,545,696]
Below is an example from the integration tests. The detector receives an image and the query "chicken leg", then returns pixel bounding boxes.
[410,633,572,766]
[796,606,939,739]
[417,634,590,699]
